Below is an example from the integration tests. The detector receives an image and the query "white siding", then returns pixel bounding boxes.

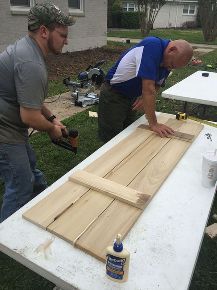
[154,2,198,29]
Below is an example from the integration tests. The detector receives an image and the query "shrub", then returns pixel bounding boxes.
[108,11,140,29]
[182,21,197,29]
[121,12,140,29]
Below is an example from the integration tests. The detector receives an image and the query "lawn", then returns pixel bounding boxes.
[108,28,217,45]
[0,43,217,289]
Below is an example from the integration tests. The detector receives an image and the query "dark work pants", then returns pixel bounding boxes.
[98,83,138,142]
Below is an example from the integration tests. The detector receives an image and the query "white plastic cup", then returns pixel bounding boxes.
[202,151,217,188]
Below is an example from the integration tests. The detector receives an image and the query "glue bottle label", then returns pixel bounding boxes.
[106,254,126,280]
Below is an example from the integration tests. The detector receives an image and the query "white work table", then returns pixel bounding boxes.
[162,70,217,107]
[0,113,217,290]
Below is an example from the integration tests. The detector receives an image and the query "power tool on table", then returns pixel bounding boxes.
[52,129,79,154]
[176,112,188,120]
[63,60,105,108]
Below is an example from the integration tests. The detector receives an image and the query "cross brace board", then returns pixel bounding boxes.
[69,170,150,209]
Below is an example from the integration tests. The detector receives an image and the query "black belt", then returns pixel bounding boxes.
[103,81,121,94]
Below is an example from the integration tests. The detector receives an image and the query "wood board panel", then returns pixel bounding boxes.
[46,117,185,244]
[23,115,203,262]
[23,116,166,227]
[75,120,204,261]
[22,115,178,226]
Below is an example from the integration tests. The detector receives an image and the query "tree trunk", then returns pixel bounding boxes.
[198,0,217,42]
[137,1,165,36]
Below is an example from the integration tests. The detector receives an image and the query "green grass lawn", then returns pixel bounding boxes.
[108,28,217,45]
[1,45,217,289]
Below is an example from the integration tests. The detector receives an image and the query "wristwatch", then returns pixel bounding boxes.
[47,114,56,122]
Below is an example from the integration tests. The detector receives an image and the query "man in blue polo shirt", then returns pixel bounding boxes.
[98,37,193,142]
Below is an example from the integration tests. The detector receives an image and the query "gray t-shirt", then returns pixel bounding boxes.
[0,35,47,143]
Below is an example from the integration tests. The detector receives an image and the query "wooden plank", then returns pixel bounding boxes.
[129,121,203,196]
[105,118,185,184]
[76,200,141,262]
[69,170,150,209]
[85,114,175,176]
[48,190,113,244]
[138,123,195,142]
[23,181,89,228]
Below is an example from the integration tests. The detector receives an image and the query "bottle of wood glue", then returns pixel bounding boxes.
[106,234,130,282]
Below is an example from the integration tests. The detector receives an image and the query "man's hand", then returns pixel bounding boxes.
[52,118,67,135]
[150,123,174,138]
[132,97,144,112]
[47,124,63,140]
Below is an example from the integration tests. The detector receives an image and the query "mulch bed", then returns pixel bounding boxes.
[46,46,126,81]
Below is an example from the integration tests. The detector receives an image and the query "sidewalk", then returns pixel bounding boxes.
[107,37,217,50]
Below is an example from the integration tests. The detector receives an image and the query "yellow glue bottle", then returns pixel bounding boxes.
[106,234,130,282]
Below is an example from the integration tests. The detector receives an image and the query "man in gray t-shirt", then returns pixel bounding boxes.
[0,3,75,221]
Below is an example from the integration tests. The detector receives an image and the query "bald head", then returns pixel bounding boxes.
[163,39,193,70]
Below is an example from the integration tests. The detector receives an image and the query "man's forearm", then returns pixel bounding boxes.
[41,104,53,119]
[142,80,157,126]
[143,97,157,126]
[20,107,54,132]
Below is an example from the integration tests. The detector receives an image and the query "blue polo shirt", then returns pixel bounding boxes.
[106,36,170,99]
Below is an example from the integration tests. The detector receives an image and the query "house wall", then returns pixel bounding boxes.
[0,0,107,53]
[154,2,198,29]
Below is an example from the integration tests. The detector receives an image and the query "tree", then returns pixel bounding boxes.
[108,0,122,28]
[198,0,217,42]
[136,0,166,36]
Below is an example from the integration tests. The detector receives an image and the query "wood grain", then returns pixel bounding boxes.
[23,181,88,228]
[69,170,150,209]
[23,114,204,262]
[138,124,195,142]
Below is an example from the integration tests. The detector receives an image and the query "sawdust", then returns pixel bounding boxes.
[45,91,86,121]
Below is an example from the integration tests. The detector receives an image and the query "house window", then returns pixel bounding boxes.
[10,0,34,7]
[68,0,84,14]
[123,2,136,12]
[183,4,196,15]
[10,0,35,14]
[10,0,30,7]
[68,0,80,9]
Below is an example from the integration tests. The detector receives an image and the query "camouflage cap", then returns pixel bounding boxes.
[28,2,76,31]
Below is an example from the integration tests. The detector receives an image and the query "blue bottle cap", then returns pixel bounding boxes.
[113,234,123,252]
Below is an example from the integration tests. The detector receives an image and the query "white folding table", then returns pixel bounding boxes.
[0,113,217,290]
[162,70,217,114]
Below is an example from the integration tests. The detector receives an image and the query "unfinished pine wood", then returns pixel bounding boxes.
[23,114,203,262]
[75,120,203,261]
[23,115,176,228]
[76,201,141,262]
[48,190,113,245]
[23,181,89,228]
[23,115,162,227]
[69,170,150,209]
[47,117,185,247]
[84,115,177,175]
[138,124,194,142]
